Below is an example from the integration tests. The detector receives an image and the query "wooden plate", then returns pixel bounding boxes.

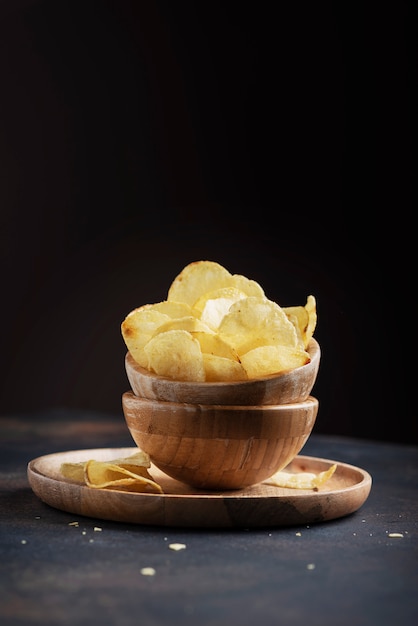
[27,448,372,528]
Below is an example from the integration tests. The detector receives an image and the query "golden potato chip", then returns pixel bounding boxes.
[240,344,310,378]
[284,296,317,349]
[265,464,337,489]
[167,260,232,307]
[305,295,317,347]
[191,331,239,361]
[218,296,299,355]
[107,450,151,469]
[84,459,163,493]
[284,312,305,349]
[60,462,86,482]
[229,273,265,298]
[283,306,309,342]
[144,329,205,381]
[194,287,247,330]
[194,286,246,314]
[153,315,214,336]
[202,353,248,382]
[121,307,171,367]
[60,451,162,493]
[61,451,152,482]
[146,300,197,319]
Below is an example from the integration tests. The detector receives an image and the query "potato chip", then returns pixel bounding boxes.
[61,451,152,481]
[265,463,337,489]
[144,329,205,381]
[60,451,162,493]
[240,344,310,378]
[218,296,299,355]
[284,296,317,349]
[283,306,309,345]
[191,331,239,361]
[107,450,151,469]
[146,300,197,319]
[60,462,86,483]
[167,260,232,307]
[194,287,247,330]
[202,353,248,382]
[305,295,317,347]
[229,273,265,299]
[121,307,171,367]
[153,315,214,336]
[84,459,163,493]
[284,313,305,349]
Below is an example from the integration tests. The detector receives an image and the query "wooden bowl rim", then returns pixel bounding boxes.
[126,338,320,387]
[122,391,318,412]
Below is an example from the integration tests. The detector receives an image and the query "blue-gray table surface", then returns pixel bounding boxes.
[1,409,417,626]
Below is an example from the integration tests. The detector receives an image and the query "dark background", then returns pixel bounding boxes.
[0,1,414,444]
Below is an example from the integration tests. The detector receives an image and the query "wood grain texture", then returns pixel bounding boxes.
[27,448,372,528]
[125,338,320,405]
[122,393,319,489]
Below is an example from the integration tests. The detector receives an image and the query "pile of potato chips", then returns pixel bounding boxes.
[121,261,317,382]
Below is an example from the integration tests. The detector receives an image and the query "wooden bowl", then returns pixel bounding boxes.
[122,391,319,490]
[125,338,320,406]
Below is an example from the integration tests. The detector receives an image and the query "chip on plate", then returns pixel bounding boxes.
[60,452,163,493]
[265,463,337,489]
[84,460,162,493]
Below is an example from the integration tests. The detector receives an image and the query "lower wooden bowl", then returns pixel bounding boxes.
[122,391,319,490]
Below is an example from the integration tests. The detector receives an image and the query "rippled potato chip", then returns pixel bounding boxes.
[283,306,309,348]
[121,307,171,367]
[146,300,197,319]
[152,315,214,336]
[167,260,232,307]
[229,273,265,299]
[284,313,305,349]
[84,460,162,493]
[240,345,310,379]
[305,295,317,347]
[194,287,247,330]
[60,452,163,493]
[144,329,205,381]
[265,463,337,489]
[218,296,298,355]
[284,295,317,349]
[167,260,265,309]
[191,331,240,361]
[202,353,248,382]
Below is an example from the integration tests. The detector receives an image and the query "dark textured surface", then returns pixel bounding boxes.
[1,409,417,625]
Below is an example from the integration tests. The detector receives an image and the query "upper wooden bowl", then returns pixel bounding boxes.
[122,391,319,490]
[125,338,320,406]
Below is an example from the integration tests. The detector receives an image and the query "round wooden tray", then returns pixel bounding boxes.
[27,448,372,528]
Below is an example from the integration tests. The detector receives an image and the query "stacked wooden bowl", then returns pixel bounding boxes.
[122,339,321,490]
